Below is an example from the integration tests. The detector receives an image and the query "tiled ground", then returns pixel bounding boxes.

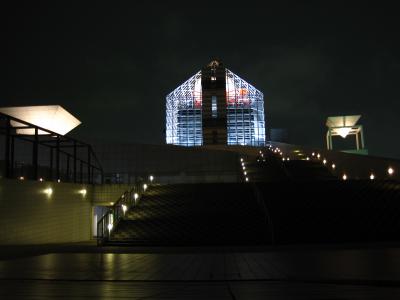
[1,246,400,299]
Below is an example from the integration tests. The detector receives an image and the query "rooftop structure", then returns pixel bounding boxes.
[0,105,81,135]
[326,115,366,154]
[166,60,265,147]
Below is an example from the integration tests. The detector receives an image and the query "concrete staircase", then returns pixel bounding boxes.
[108,183,272,246]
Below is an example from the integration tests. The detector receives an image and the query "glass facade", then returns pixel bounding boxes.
[166,68,265,146]
[225,69,265,146]
[166,71,203,146]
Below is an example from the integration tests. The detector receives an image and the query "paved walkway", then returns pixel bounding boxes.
[1,245,400,299]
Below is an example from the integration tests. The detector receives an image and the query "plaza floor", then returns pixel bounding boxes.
[1,243,400,299]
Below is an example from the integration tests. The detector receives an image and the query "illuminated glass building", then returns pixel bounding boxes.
[166,60,265,146]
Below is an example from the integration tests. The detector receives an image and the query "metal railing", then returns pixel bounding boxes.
[97,178,154,245]
[0,112,103,184]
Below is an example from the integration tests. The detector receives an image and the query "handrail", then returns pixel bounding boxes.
[0,112,103,184]
[97,177,154,245]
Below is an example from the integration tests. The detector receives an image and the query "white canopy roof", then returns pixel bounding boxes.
[0,105,81,135]
[326,115,361,128]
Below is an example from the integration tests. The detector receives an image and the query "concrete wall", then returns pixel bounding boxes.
[93,184,133,206]
[91,141,242,184]
[0,178,92,245]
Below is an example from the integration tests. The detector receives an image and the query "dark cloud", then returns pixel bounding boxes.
[1,2,400,158]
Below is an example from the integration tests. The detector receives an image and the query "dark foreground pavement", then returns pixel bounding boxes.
[1,242,400,299]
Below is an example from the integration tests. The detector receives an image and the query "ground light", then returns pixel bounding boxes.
[79,189,87,196]
[44,187,53,196]
[388,167,394,176]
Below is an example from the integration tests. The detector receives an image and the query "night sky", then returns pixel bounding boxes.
[1,2,399,159]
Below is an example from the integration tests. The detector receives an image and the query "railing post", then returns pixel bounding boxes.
[80,161,83,183]
[87,146,91,184]
[4,116,10,178]
[10,135,14,178]
[32,127,38,180]
[49,147,53,180]
[73,140,77,183]
[56,135,60,181]
[66,155,70,181]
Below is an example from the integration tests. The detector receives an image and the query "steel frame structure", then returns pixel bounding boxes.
[226,69,265,146]
[166,71,203,146]
[166,68,265,146]
[0,112,103,184]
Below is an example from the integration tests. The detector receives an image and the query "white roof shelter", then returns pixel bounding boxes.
[326,115,365,150]
[0,105,81,135]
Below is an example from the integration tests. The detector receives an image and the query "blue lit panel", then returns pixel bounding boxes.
[226,69,265,146]
[166,71,203,146]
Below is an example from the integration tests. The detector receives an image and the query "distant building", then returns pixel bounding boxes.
[269,128,289,143]
[166,60,266,146]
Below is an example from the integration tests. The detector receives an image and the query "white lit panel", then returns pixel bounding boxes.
[0,105,81,135]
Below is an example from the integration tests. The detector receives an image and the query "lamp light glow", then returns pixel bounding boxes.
[323,159,327,165]
[149,175,154,182]
[122,204,127,214]
[342,174,347,180]
[332,163,336,169]
[134,193,139,201]
[79,189,87,196]
[44,188,53,196]
[337,127,352,138]
[388,167,394,175]
[370,173,375,180]
[143,184,148,191]
[107,223,113,232]
[245,177,249,182]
